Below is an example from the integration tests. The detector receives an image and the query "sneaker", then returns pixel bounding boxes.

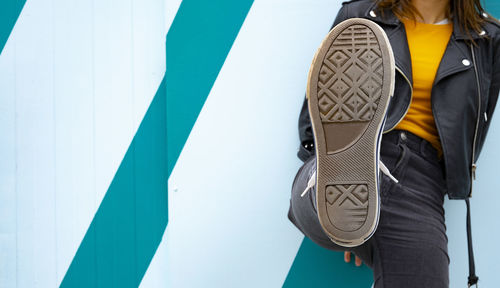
[305,18,395,247]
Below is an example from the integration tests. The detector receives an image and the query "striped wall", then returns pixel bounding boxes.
[0,0,165,286]
[1,0,500,287]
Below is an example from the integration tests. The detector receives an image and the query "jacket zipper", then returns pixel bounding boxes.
[469,44,481,196]
[384,51,480,197]
[383,66,413,133]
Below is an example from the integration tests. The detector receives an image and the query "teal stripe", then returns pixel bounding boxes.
[61,0,253,286]
[0,0,27,55]
[485,1,500,17]
[61,78,168,287]
[166,0,254,172]
[283,238,373,287]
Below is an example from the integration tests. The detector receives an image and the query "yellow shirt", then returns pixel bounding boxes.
[395,18,453,156]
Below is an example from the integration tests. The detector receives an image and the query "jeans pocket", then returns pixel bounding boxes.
[380,144,410,202]
[380,172,393,200]
[391,144,408,176]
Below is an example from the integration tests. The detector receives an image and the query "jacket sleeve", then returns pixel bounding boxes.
[297,4,351,162]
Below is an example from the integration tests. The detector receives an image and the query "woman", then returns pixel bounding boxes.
[287,0,500,287]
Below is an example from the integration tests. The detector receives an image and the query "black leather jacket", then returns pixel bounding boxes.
[298,0,500,199]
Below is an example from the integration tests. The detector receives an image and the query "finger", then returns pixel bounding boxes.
[355,256,362,267]
[344,251,351,263]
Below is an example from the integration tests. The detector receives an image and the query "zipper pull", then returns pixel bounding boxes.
[472,164,477,180]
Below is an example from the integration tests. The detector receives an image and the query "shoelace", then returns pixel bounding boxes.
[379,161,399,183]
[300,170,317,197]
[300,161,398,198]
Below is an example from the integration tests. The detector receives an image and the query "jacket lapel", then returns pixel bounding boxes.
[434,37,473,85]
[362,4,413,84]
[388,25,413,85]
[433,17,480,85]
[362,2,480,87]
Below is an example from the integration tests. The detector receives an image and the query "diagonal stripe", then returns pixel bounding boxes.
[60,1,500,287]
[61,0,253,286]
[61,78,168,287]
[166,0,254,173]
[485,1,500,17]
[283,237,373,287]
[0,0,27,55]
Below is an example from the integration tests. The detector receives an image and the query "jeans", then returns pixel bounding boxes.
[288,130,449,287]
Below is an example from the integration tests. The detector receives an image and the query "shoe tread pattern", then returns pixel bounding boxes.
[325,183,368,232]
[308,18,395,247]
[318,25,383,123]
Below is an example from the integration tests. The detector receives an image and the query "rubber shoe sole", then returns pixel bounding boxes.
[307,18,395,247]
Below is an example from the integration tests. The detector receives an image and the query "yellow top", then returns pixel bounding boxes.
[395,18,453,156]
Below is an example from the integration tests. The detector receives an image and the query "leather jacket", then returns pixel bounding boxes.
[297,0,500,199]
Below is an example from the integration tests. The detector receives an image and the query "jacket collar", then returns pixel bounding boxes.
[362,1,486,40]
[452,16,485,40]
[360,1,476,86]
[362,2,399,26]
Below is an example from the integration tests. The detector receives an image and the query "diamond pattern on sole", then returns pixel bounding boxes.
[318,25,383,123]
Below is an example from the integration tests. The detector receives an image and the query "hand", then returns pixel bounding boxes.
[344,251,362,267]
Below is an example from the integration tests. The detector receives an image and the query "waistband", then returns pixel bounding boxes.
[382,129,440,161]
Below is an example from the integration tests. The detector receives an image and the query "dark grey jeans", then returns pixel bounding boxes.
[288,130,449,287]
